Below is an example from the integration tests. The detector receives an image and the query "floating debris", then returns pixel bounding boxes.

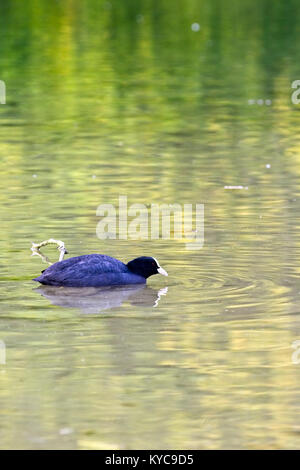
[191,23,200,32]
[224,185,248,190]
[248,99,272,106]
[31,239,68,264]
[78,439,121,450]
[59,427,74,436]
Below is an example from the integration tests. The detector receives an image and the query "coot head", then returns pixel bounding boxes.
[127,256,168,279]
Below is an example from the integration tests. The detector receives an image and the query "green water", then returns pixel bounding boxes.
[1,0,300,449]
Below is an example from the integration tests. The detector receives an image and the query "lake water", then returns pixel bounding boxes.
[1,0,300,449]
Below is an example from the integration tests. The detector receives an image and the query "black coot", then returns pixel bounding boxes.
[33,254,168,287]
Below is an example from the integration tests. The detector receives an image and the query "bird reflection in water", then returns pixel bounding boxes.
[34,285,168,314]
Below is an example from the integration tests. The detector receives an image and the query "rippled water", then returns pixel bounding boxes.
[1,0,300,449]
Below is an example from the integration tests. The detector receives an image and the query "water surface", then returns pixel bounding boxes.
[1,0,300,449]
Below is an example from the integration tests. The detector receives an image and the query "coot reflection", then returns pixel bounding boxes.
[34,285,168,314]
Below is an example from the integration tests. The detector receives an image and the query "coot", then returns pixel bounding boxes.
[33,254,168,287]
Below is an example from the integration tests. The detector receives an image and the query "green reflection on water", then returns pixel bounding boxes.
[1,0,300,449]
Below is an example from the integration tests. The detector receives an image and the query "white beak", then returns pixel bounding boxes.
[158,266,168,277]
